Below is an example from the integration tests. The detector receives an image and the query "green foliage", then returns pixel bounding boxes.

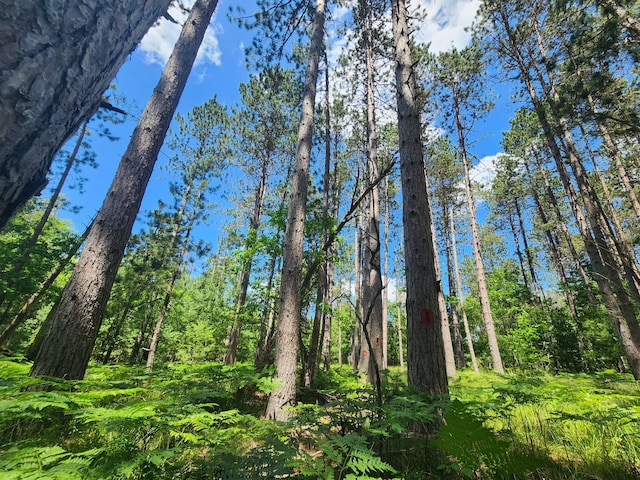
[2,360,639,479]
[447,370,640,479]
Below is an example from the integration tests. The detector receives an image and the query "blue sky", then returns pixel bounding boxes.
[56,0,514,281]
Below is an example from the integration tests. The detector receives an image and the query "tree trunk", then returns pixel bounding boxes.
[453,84,504,374]
[146,239,189,372]
[443,206,466,369]
[392,0,448,396]
[0,218,93,346]
[525,159,588,368]
[0,122,88,312]
[490,4,640,379]
[265,0,326,421]
[533,149,597,307]
[426,176,456,378]
[350,216,363,369]
[0,0,172,227]
[358,0,384,383]
[382,180,391,370]
[450,211,479,373]
[29,0,220,381]
[224,159,269,364]
[514,198,543,302]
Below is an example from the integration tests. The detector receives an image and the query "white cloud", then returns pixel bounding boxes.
[138,3,221,67]
[469,153,502,188]
[414,0,481,53]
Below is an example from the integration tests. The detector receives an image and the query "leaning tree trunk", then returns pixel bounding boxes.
[29,0,220,381]
[0,0,172,227]
[265,0,326,422]
[0,122,88,313]
[392,0,448,396]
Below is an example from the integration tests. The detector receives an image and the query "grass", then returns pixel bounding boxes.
[0,358,639,479]
[447,369,640,479]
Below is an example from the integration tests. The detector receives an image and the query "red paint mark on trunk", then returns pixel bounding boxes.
[421,308,435,327]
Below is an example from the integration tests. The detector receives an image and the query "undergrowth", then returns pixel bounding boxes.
[0,358,638,479]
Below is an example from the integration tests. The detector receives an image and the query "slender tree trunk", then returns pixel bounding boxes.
[392,0,448,396]
[0,218,93,346]
[450,211,479,373]
[224,160,269,364]
[0,122,89,312]
[525,160,589,368]
[255,167,291,369]
[426,176,456,378]
[396,288,405,369]
[350,217,363,370]
[0,0,172,227]
[29,0,220,381]
[146,239,189,372]
[443,205,466,369]
[507,208,530,291]
[129,289,158,364]
[265,0,326,421]
[309,62,335,381]
[100,303,133,364]
[146,183,201,372]
[382,179,391,370]
[586,92,640,220]
[533,149,597,306]
[514,198,543,302]
[359,0,384,383]
[453,85,504,374]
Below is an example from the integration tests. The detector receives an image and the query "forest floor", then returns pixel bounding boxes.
[0,357,639,479]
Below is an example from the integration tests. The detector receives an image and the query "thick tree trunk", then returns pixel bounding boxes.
[29,0,220,381]
[392,0,448,396]
[265,0,326,421]
[0,0,172,227]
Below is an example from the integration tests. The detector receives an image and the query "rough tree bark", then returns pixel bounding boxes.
[392,0,448,396]
[29,0,220,381]
[0,0,172,227]
[358,0,384,383]
[265,0,326,421]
